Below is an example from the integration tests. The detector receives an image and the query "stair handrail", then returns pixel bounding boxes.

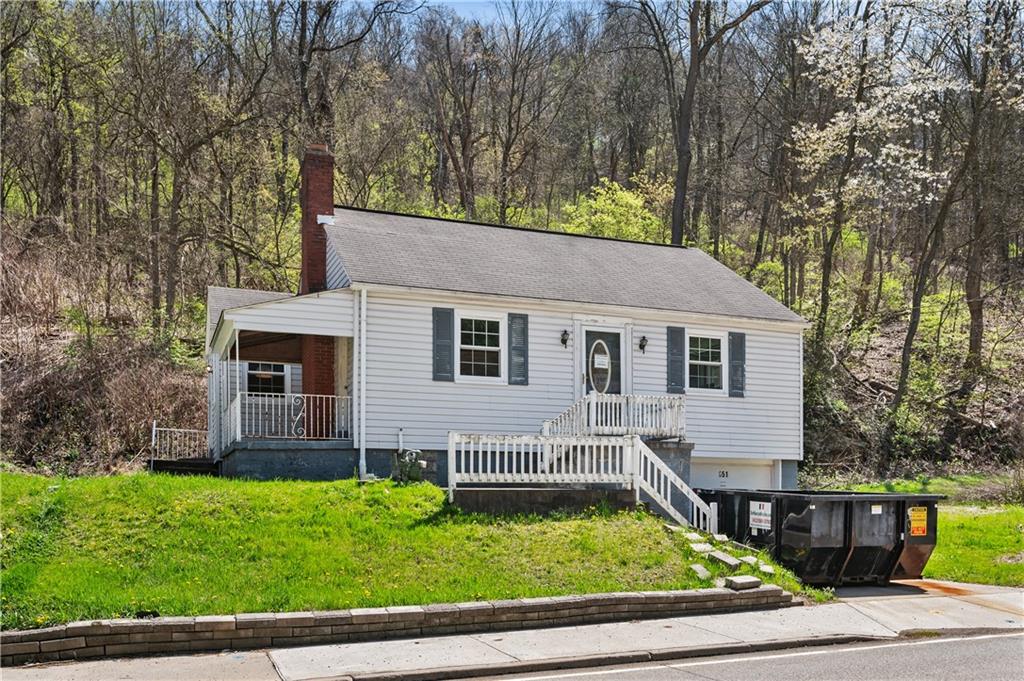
[633,436,717,533]
[542,393,594,437]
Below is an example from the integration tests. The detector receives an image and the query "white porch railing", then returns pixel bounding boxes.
[151,422,208,460]
[542,393,685,439]
[448,432,716,533]
[224,393,352,446]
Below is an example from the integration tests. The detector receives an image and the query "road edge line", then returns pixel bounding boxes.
[342,634,885,681]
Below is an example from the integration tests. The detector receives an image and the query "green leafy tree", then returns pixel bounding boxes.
[562,179,664,242]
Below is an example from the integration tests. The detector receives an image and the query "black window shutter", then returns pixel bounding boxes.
[667,326,686,394]
[508,313,529,385]
[729,332,746,397]
[432,307,455,381]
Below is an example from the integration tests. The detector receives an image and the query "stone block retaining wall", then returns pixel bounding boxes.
[1,584,795,666]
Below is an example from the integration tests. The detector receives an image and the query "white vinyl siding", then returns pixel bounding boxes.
[206,281,803,466]
[362,289,802,461]
[632,323,802,461]
[217,289,354,344]
[326,242,351,289]
[362,293,575,450]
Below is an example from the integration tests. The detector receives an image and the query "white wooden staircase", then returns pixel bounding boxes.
[447,394,717,532]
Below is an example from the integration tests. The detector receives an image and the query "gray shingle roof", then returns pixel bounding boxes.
[206,286,293,349]
[324,208,805,324]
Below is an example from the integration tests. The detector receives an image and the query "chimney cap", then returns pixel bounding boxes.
[306,142,330,154]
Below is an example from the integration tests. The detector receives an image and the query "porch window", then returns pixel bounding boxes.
[459,317,501,378]
[688,335,723,390]
[247,362,286,394]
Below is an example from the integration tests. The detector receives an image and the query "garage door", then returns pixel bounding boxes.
[691,460,773,490]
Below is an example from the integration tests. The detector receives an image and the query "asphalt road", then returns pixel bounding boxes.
[471,632,1024,681]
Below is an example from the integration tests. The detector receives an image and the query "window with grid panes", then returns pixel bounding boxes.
[247,362,286,393]
[688,336,723,390]
[459,318,501,378]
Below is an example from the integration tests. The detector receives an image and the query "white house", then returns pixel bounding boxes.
[199,143,807,526]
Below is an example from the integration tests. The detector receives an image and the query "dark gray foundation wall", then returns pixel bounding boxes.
[219,441,448,485]
[220,440,691,491]
[454,486,636,515]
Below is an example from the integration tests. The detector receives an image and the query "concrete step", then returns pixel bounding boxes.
[150,458,219,476]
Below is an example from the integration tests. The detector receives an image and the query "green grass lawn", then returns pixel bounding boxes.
[853,476,1024,587]
[851,473,1013,503]
[0,472,816,630]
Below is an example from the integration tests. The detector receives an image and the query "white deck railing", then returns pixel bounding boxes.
[224,393,352,445]
[448,432,716,533]
[448,433,635,486]
[151,422,208,460]
[543,393,685,439]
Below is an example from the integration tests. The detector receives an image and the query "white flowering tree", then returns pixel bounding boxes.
[791,0,952,350]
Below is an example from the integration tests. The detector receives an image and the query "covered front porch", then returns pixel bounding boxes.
[213,329,353,452]
[206,288,360,461]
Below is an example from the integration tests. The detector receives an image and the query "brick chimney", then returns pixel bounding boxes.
[300,143,334,295]
[299,143,335,430]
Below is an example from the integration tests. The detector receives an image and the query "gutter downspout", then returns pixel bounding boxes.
[358,287,368,479]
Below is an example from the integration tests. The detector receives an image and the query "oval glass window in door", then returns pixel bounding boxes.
[588,339,612,394]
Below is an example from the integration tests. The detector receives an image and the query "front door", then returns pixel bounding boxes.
[583,329,622,394]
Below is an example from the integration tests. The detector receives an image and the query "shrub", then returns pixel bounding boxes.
[2,335,205,474]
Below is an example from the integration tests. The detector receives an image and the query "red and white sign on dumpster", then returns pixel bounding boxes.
[750,501,772,533]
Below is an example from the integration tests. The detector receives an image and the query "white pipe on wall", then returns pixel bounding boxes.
[358,287,367,479]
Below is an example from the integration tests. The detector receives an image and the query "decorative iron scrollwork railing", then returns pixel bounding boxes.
[230,392,352,442]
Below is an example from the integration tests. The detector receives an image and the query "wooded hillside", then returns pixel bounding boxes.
[2,1,1022,475]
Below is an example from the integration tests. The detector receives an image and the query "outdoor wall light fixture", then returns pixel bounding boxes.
[560,329,570,347]
[639,335,649,354]
[205,364,213,374]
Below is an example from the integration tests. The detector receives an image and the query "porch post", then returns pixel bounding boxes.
[358,288,367,479]
[234,329,241,443]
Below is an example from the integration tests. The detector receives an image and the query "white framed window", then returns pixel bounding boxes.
[688,332,725,392]
[456,311,504,382]
[247,362,287,394]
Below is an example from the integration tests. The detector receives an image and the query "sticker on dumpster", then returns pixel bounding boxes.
[750,501,772,530]
[909,506,928,536]
[871,504,883,515]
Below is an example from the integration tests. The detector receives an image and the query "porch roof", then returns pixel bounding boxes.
[206,286,293,350]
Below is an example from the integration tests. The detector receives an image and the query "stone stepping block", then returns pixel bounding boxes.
[738,555,759,566]
[712,534,729,542]
[684,532,704,542]
[758,562,776,575]
[689,542,715,554]
[690,563,711,580]
[664,523,682,533]
[725,575,763,591]
[709,550,742,570]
